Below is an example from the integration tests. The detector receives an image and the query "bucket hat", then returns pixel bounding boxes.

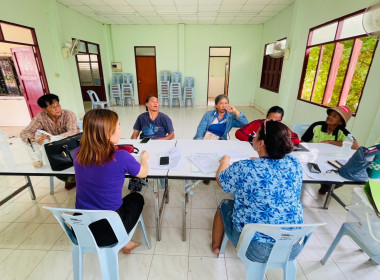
[326,106,352,125]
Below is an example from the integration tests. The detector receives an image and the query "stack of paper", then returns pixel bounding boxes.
[189,153,220,174]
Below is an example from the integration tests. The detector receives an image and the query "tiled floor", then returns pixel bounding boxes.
[1,105,380,279]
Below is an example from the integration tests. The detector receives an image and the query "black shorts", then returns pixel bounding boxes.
[86,192,144,247]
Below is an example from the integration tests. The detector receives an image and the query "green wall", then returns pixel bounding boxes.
[110,24,261,105]
[257,0,380,146]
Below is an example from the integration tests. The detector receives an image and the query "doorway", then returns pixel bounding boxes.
[74,40,106,104]
[207,47,231,105]
[134,47,158,105]
[0,20,49,120]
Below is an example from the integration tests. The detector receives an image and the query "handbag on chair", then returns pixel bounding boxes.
[44,133,82,171]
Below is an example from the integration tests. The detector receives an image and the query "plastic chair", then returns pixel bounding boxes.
[87,90,109,109]
[171,72,182,83]
[321,188,380,265]
[43,206,151,280]
[110,84,123,106]
[121,83,134,106]
[160,70,171,82]
[183,77,195,107]
[111,73,121,84]
[77,120,83,132]
[159,81,170,106]
[219,223,325,280]
[170,82,182,107]
[292,123,310,137]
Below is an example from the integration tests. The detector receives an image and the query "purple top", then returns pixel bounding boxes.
[133,112,174,139]
[74,148,141,211]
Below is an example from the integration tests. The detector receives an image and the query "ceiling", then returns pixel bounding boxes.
[56,0,295,25]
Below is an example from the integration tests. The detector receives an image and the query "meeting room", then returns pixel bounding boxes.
[0,0,380,279]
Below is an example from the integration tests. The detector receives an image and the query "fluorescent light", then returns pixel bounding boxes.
[156,11,198,16]
[95,12,137,16]
[218,11,259,16]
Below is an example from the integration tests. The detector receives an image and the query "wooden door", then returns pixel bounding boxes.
[135,56,158,104]
[11,47,44,118]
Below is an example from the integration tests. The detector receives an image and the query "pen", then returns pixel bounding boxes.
[27,138,35,152]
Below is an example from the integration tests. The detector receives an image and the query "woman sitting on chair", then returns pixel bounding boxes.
[235,105,300,145]
[131,95,174,140]
[194,94,248,140]
[212,120,304,262]
[74,109,149,253]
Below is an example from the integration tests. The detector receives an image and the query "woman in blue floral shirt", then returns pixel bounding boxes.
[212,120,304,262]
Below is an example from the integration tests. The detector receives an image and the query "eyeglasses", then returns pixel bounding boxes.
[248,131,256,145]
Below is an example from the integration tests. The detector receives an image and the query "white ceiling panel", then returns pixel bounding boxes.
[56,0,295,25]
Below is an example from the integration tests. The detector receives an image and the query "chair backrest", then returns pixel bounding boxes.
[110,84,121,96]
[122,73,133,84]
[184,77,194,88]
[121,84,133,96]
[43,206,129,251]
[112,73,121,84]
[292,123,310,137]
[160,71,171,82]
[236,223,325,266]
[171,72,182,83]
[170,83,181,97]
[87,90,100,103]
[160,81,170,97]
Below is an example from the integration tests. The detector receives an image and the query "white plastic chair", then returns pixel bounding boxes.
[121,83,134,106]
[159,81,170,106]
[87,90,109,109]
[43,206,151,280]
[292,123,310,137]
[321,188,380,265]
[110,84,123,106]
[219,223,325,280]
[76,120,83,132]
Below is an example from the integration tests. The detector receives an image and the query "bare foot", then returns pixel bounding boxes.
[120,240,140,254]
[211,246,220,254]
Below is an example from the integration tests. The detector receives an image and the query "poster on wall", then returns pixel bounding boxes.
[111,62,122,72]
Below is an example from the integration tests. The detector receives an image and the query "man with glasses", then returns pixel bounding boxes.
[20,93,79,189]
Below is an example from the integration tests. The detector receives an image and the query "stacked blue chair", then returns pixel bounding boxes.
[170,72,182,107]
[122,73,134,106]
[159,71,170,106]
[183,77,195,107]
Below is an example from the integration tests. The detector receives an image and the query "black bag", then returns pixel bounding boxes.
[128,178,147,192]
[44,133,82,171]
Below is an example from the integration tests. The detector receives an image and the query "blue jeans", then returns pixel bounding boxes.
[219,199,304,263]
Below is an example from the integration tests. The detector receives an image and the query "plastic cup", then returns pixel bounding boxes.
[26,144,43,168]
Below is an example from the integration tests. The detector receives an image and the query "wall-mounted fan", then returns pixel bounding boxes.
[362,3,380,39]
[268,41,289,59]
[70,38,81,55]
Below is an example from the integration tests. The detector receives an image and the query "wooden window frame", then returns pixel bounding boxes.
[297,9,378,115]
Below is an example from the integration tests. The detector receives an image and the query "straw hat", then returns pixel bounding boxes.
[326,106,352,125]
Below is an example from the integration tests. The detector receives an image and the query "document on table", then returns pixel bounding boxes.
[152,146,182,170]
[301,161,344,182]
[218,150,252,164]
[189,153,220,174]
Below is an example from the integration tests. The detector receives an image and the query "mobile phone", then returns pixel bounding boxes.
[307,163,321,174]
[140,137,150,144]
[160,156,169,165]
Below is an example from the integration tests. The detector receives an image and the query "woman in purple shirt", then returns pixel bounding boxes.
[74,109,149,253]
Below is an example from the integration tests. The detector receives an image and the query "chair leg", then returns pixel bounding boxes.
[138,215,152,249]
[246,262,267,280]
[72,246,83,280]
[218,233,228,256]
[284,260,297,280]
[50,176,54,195]
[321,223,347,264]
[98,250,120,280]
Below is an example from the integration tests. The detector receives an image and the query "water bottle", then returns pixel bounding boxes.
[341,134,354,157]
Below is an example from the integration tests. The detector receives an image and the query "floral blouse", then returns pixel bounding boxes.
[218,155,304,243]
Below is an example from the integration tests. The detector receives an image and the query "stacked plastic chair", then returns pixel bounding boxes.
[170,72,182,107]
[183,77,195,107]
[159,71,170,106]
[110,84,122,106]
[122,73,134,106]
